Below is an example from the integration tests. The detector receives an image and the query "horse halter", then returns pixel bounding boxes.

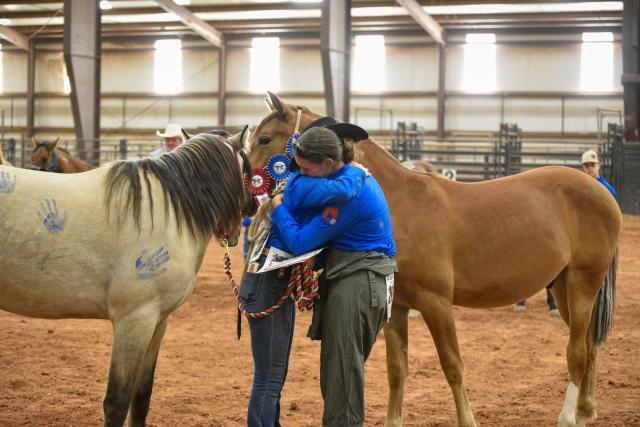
[217,138,253,243]
[247,108,303,206]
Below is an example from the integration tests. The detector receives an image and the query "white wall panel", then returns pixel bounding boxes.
[3,51,27,93]
[35,51,65,92]
[182,48,218,92]
[503,98,562,132]
[383,45,438,92]
[281,48,323,92]
[35,98,73,127]
[446,96,502,131]
[0,39,625,135]
[102,50,154,93]
[563,97,623,134]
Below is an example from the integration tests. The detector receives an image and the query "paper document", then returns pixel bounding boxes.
[257,247,325,273]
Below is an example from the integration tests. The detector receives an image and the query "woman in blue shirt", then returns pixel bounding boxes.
[239,151,367,427]
[271,126,397,427]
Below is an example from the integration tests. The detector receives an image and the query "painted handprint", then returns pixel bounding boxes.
[37,199,67,233]
[0,171,16,194]
[135,246,170,280]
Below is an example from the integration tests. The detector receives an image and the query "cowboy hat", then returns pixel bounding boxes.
[156,123,185,141]
[303,117,369,142]
[581,150,599,164]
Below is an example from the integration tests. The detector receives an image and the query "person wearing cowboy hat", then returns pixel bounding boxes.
[270,120,397,427]
[150,123,185,158]
[581,150,617,199]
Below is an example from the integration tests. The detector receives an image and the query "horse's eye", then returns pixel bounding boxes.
[259,136,271,145]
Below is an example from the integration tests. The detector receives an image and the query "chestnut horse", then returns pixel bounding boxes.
[246,93,621,427]
[402,159,437,173]
[0,132,254,426]
[31,137,95,173]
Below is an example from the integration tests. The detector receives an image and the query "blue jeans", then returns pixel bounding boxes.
[239,265,295,427]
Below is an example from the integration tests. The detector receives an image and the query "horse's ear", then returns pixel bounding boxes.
[228,125,251,152]
[267,91,287,118]
[51,137,59,150]
[30,137,38,147]
[264,96,274,112]
[240,125,251,151]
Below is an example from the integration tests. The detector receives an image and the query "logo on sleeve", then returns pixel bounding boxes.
[322,207,339,225]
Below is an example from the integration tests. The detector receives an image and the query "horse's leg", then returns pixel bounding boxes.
[576,342,598,426]
[419,294,476,427]
[557,269,601,427]
[383,304,410,427]
[104,311,160,427]
[128,317,169,427]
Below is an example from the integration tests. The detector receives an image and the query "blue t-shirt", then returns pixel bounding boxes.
[597,176,617,200]
[271,166,396,257]
[266,164,366,253]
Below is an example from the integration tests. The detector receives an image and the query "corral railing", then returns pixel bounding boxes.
[387,123,605,182]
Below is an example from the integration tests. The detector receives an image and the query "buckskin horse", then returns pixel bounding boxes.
[0,132,255,426]
[246,92,621,427]
[31,137,96,173]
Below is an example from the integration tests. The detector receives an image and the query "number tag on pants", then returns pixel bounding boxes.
[385,274,394,321]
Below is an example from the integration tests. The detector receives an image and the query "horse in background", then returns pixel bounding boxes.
[246,92,621,427]
[0,133,255,426]
[31,137,95,173]
[0,150,11,166]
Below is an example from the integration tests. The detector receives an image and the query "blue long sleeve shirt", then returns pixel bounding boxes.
[266,164,366,253]
[597,176,617,200]
[271,166,396,257]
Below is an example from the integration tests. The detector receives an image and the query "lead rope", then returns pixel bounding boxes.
[221,234,318,318]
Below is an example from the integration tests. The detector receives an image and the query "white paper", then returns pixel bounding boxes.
[257,247,325,273]
[385,273,394,321]
[248,223,271,264]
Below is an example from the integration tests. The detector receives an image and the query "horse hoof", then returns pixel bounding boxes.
[576,409,597,426]
[513,304,527,313]
[557,414,576,427]
[550,308,560,317]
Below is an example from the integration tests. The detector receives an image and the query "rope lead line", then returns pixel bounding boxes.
[222,242,319,319]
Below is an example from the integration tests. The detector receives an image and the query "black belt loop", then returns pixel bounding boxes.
[368,271,378,308]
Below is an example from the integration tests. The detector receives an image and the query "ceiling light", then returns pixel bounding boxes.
[99,1,112,10]
[0,18,10,25]
[174,0,191,5]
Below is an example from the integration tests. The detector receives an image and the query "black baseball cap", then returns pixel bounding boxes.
[303,117,369,142]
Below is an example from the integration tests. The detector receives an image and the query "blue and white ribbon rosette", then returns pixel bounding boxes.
[266,154,291,182]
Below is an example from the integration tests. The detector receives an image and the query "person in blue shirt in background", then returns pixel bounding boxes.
[514,149,617,315]
[271,124,397,427]
[580,149,617,199]
[239,144,368,427]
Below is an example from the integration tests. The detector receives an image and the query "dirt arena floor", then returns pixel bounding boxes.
[1,215,639,427]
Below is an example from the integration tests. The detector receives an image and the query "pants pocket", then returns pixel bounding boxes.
[239,272,262,304]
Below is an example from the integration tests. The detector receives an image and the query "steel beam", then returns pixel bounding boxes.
[622,0,640,142]
[26,38,35,138]
[63,0,101,165]
[0,25,29,51]
[154,0,222,47]
[321,0,351,122]
[395,0,444,44]
[437,43,446,140]
[218,36,227,126]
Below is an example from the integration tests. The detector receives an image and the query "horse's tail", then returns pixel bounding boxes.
[590,248,617,347]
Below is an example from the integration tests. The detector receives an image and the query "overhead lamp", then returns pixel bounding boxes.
[99,1,112,10]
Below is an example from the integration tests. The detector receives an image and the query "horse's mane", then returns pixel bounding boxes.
[104,133,246,240]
